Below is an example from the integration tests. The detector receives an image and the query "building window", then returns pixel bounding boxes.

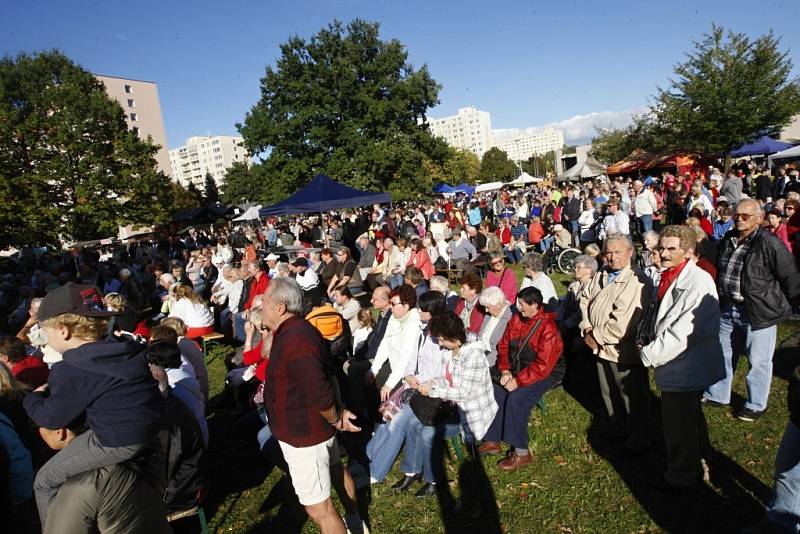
[132,127,140,137]
[124,84,133,94]
[127,99,135,108]
[129,112,138,121]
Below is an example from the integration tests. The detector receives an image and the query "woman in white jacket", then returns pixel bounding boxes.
[369,284,422,401]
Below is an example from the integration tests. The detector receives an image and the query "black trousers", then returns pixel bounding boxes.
[660,390,711,486]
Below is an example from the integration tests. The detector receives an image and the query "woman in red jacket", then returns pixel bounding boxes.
[406,239,435,280]
[478,286,565,471]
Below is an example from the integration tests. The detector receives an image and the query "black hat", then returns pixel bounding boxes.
[38,282,120,322]
[292,258,309,268]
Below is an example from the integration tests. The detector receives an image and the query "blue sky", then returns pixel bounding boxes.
[3,0,799,147]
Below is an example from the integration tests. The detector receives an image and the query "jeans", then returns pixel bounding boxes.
[401,414,460,483]
[256,405,273,451]
[504,247,523,264]
[767,420,800,532]
[637,214,653,235]
[539,236,555,253]
[387,274,404,289]
[365,405,415,482]
[568,220,579,246]
[705,304,777,412]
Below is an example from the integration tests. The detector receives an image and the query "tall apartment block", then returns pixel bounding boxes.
[169,136,249,187]
[95,74,171,174]
[426,106,493,157]
[493,127,565,161]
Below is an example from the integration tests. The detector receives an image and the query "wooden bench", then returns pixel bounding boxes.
[167,506,208,534]
[200,332,225,357]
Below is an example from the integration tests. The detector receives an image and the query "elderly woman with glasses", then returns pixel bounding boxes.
[477,287,513,367]
[485,251,518,305]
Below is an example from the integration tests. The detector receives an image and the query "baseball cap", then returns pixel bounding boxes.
[38,282,120,322]
[265,253,280,261]
[292,258,309,268]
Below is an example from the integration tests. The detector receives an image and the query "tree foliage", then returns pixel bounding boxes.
[237,19,448,202]
[522,150,557,177]
[654,25,800,155]
[443,147,481,184]
[480,147,517,182]
[170,182,201,211]
[592,26,800,163]
[221,161,264,205]
[203,172,220,204]
[0,50,175,246]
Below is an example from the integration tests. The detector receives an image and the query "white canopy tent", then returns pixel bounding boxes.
[510,172,543,186]
[769,145,800,167]
[232,205,263,222]
[557,156,607,182]
[475,181,505,192]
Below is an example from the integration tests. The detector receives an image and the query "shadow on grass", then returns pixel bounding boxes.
[429,430,502,534]
[564,338,772,532]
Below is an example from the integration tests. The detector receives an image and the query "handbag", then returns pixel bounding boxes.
[490,319,542,384]
[378,382,405,421]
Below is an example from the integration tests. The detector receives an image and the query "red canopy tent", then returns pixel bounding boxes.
[607,150,706,176]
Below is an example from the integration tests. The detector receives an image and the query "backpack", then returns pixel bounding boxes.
[306,306,352,363]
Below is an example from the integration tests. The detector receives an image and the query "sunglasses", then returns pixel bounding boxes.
[733,213,755,220]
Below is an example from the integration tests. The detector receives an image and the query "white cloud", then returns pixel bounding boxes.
[493,106,649,146]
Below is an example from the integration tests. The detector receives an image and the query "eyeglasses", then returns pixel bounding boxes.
[390,300,403,306]
[733,213,756,220]
[786,207,796,211]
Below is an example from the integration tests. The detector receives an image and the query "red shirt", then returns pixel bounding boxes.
[244,272,269,311]
[243,340,269,382]
[263,315,335,447]
[657,259,689,301]
[11,355,49,389]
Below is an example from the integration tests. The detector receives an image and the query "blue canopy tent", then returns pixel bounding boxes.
[453,183,476,196]
[259,173,391,217]
[730,136,794,157]
[433,183,455,194]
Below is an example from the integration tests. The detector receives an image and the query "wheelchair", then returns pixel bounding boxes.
[542,240,582,276]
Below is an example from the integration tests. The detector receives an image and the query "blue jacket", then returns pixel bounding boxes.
[24,336,164,447]
[0,412,32,505]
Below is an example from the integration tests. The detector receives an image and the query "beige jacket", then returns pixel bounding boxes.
[579,266,652,364]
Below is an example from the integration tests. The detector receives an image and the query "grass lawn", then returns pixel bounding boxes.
[200,267,799,533]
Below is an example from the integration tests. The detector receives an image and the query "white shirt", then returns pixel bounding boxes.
[602,211,630,237]
[295,268,319,291]
[170,298,214,328]
[353,326,372,354]
[633,189,658,217]
[520,273,559,310]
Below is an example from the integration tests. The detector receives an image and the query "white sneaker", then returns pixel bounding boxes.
[343,516,370,534]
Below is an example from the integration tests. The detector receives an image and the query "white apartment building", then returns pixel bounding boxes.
[169,136,249,187]
[95,74,171,174]
[492,127,565,162]
[427,106,493,157]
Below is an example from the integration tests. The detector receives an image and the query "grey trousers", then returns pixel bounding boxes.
[596,358,652,449]
[34,429,146,527]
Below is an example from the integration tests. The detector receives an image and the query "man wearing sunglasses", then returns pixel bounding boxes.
[705,199,800,421]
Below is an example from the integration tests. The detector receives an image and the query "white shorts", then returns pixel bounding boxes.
[278,436,340,506]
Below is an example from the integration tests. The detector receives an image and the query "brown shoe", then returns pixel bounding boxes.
[478,441,502,456]
[497,451,533,471]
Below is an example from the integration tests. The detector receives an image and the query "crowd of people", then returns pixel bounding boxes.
[2,161,800,533]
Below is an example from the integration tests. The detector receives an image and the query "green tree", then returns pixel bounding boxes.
[237,19,448,202]
[522,150,557,177]
[186,182,204,205]
[221,161,265,204]
[654,25,800,156]
[203,172,220,204]
[170,182,201,211]
[443,147,481,184]
[0,50,175,246]
[480,147,517,182]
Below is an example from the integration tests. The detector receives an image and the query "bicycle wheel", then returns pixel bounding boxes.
[557,248,581,275]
